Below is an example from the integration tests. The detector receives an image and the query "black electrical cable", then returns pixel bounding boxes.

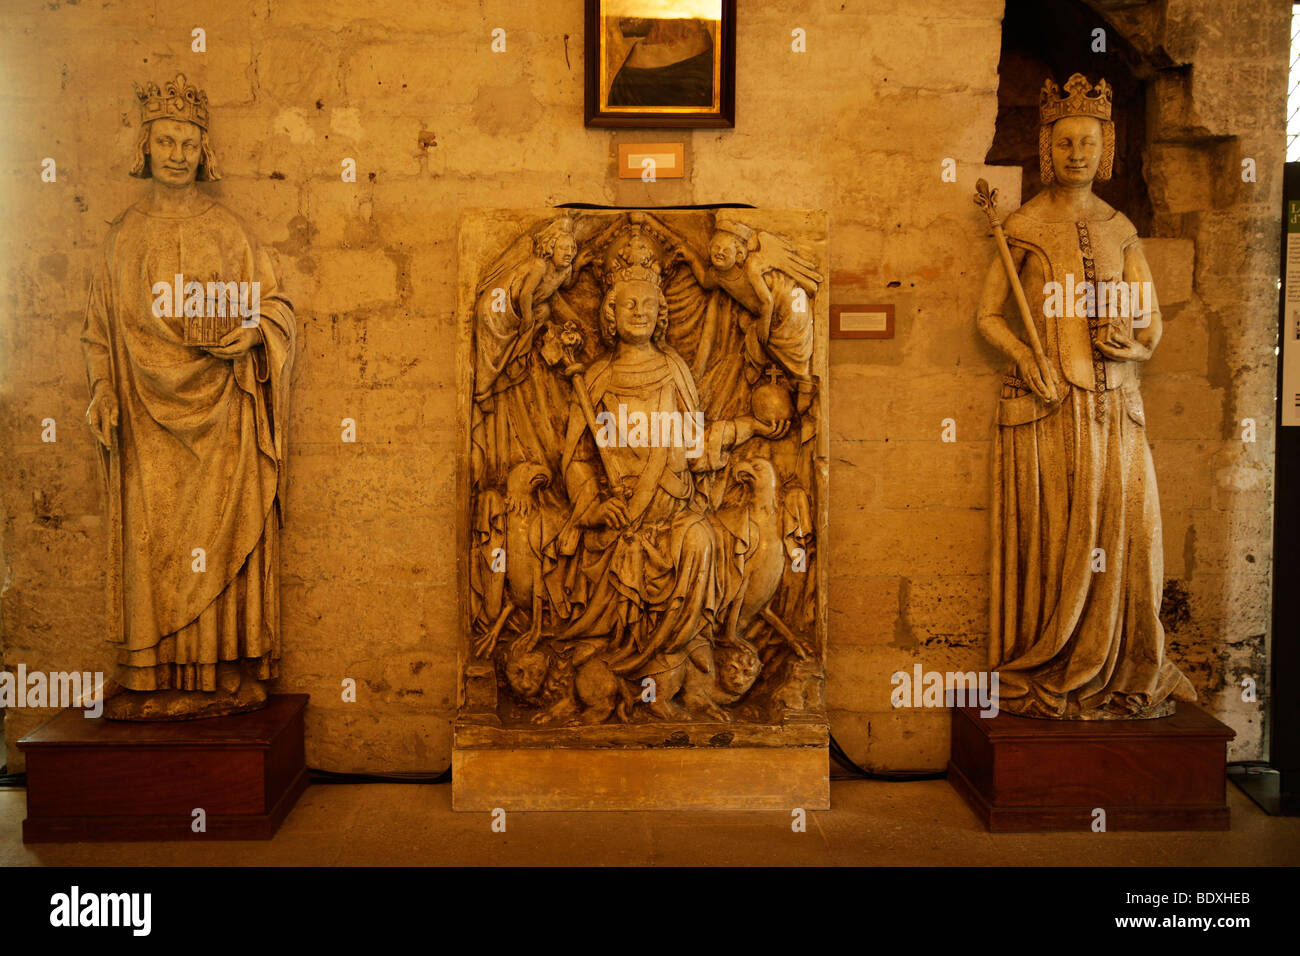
[3,745,946,787]
[1226,760,1276,775]
[0,769,450,788]
[0,755,1269,789]
[828,733,947,782]
[555,202,757,210]
[309,767,450,785]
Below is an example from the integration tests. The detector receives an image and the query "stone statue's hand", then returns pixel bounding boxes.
[1013,347,1059,403]
[1096,333,1152,363]
[737,414,790,442]
[674,243,700,265]
[205,326,261,360]
[584,497,628,529]
[753,416,791,440]
[85,386,118,448]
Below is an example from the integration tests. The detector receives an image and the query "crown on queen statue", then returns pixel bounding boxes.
[1039,73,1112,126]
[600,225,665,290]
[135,73,210,129]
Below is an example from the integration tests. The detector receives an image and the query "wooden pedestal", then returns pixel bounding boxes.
[19,693,309,842]
[453,719,829,811]
[947,703,1235,831]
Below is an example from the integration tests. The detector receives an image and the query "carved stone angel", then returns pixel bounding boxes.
[637,212,823,411]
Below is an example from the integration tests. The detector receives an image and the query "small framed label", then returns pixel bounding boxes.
[831,304,895,339]
[617,142,685,179]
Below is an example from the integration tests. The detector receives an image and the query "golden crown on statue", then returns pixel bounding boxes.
[135,73,210,129]
[1039,73,1112,125]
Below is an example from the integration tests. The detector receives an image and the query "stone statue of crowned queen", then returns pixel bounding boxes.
[975,73,1195,719]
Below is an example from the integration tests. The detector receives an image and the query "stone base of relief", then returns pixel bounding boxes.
[453,721,828,811]
[454,209,829,809]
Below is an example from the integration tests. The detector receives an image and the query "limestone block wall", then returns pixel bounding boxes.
[0,0,1285,772]
[1098,0,1287,762]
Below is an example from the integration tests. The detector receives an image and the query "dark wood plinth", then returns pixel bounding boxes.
[947,703,1235,832]
[18,693,309,842]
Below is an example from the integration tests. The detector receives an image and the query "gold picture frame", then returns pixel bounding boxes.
[585,0,736,128]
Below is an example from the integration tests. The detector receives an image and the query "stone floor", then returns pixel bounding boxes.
[2,780,1298,866]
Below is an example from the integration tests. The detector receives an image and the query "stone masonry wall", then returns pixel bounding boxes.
[0,0,1286,771]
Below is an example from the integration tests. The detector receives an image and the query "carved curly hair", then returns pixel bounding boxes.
[532,218,577,259]
[1039,117,1114,185]
[714,230,754,263]
[129,120,222,182]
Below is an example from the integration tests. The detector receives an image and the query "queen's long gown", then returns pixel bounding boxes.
[989,206,1195,718]
[555,345,736,684]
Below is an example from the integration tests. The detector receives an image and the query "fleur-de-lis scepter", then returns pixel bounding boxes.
[974,178,1059,404]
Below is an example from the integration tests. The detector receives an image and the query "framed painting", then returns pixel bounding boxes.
[584,0,736,129]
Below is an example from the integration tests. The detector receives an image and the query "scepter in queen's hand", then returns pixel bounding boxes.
[539,322,626,494]
[973,178,1060,405]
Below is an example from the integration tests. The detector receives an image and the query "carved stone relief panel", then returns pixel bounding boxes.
[457,209,828,735]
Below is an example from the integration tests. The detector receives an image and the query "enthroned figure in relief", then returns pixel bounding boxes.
[554,226,787,720]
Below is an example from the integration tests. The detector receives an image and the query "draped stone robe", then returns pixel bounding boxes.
[556,345,734,681]
[989,204,1195,718]
[81,198,295,692]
